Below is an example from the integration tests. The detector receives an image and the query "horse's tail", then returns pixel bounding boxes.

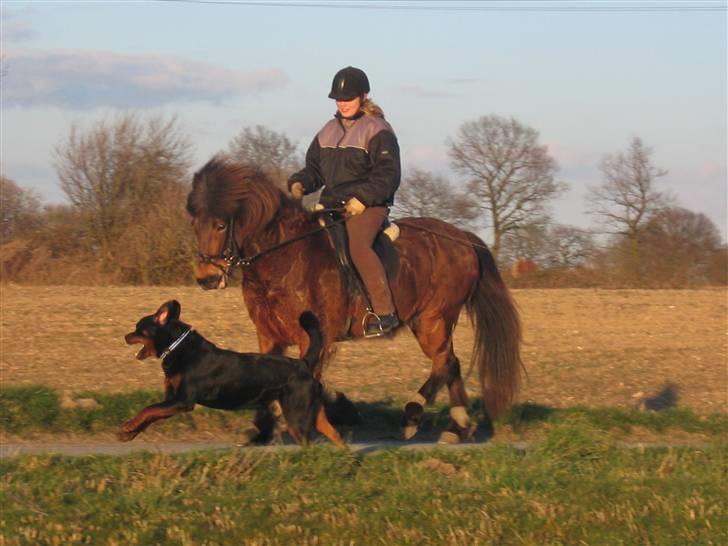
[465,232,523,419]
[299,311,324,371]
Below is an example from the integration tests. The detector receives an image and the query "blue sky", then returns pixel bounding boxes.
[2,1,726,240]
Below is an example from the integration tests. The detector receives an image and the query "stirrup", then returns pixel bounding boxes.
[363,311,400,338]
[362,310,383,338]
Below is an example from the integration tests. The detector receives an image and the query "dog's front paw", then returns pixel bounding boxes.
[117,429,138,442]
[117,423,138,442]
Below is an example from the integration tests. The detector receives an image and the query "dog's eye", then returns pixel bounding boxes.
[215,222,227,232]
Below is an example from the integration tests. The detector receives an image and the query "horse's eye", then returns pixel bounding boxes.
[216,222,227,231]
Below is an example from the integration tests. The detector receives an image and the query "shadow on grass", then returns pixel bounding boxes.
[329,393,728,444]
[326,393,496,445]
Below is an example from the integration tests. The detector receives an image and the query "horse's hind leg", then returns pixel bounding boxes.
[406,314,475,443]
[436,355,477,444]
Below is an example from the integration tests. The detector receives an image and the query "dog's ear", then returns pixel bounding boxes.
[154,300,181,326]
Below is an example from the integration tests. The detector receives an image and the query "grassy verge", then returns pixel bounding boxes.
[1,385,727,441]
[0,385,255,437]
[1,420,725,545]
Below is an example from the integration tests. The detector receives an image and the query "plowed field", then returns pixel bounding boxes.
[1,286,725,413]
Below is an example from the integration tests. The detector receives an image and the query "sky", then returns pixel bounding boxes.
[2,0,726,242]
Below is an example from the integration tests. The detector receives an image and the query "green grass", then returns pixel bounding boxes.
[0,385,255,436]
[1,425,725,545]
[2,386,726,544]
[1,385,727,440]
[502,403,728,436]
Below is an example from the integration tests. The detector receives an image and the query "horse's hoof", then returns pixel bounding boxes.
[437,431,460,444]
[401,400,424,441]
[460,423,477,441]
[402,424,418,440]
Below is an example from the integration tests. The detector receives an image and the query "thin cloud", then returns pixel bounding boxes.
[1,9,37,43]
[445,78,481,85]
[2,48,288,109]
[397,85,453,98]
[398,78,482,98]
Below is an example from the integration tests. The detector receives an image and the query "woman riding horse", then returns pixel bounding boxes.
[289,66,401,337]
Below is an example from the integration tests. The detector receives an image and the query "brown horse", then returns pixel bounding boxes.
[186,156,522,444]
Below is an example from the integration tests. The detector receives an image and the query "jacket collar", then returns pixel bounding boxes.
[335,110,365,121]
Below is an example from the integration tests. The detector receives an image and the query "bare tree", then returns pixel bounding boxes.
[588,136,669,237]
[641,207,723,286]
[54,114,192,253]
[115,183,196,285]
[498,221,549,266]
[546,225,596,268]
[0,176,42,243]
[587,136,670,281]
[391,168,478,230]
[35,204,87,258]
[447,114,566,259]
[499,222,595,269]
[228,125,299,190]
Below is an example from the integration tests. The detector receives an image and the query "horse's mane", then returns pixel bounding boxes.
[186,155,285,238]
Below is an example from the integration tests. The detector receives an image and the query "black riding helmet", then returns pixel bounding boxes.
[328,66,370,100]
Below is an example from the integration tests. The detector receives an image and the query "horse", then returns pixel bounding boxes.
[186,156,523,444]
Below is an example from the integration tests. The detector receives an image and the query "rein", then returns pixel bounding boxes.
[198,211,491,275]
[198,209,347,271]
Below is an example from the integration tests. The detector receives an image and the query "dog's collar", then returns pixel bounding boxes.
[159,328,193,360]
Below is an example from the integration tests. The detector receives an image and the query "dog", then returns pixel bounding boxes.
[119,300,344,447]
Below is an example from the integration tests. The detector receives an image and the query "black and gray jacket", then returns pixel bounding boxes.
[288,111,401,208]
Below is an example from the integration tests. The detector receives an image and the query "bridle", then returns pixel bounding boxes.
[196,210,347,276]
[197,216,244,274]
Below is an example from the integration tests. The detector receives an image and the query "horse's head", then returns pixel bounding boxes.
[186,155,282,290]
[189,213,237,289]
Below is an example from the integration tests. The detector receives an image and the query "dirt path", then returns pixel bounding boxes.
[3,436,716,458]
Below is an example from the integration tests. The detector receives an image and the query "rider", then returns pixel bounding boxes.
[288,66,401,336]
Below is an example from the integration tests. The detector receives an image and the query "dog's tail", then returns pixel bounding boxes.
[299,311,324,371]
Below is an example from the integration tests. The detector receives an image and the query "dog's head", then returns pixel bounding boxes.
[124,300,182,360]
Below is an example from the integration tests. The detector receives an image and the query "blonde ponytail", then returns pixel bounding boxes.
[361,98,385,119]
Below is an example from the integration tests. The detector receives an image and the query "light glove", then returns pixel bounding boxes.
[345,197,366,215]
[290,182,304,199]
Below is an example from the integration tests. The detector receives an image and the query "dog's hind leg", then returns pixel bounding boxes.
[315,406,345,447]
[118,401,193,441]
[286,426,306,446]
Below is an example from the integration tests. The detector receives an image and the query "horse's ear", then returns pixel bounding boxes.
[154,300,181,326]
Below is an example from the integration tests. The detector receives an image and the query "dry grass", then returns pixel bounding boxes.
[1,285,726,413]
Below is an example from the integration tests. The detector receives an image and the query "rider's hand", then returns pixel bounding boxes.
[290,182,304,199]
[345,197,366,215]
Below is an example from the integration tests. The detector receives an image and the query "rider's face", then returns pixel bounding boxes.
[336,95,364,118]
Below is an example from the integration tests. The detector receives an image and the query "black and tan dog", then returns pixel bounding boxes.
[119,300,344,447]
